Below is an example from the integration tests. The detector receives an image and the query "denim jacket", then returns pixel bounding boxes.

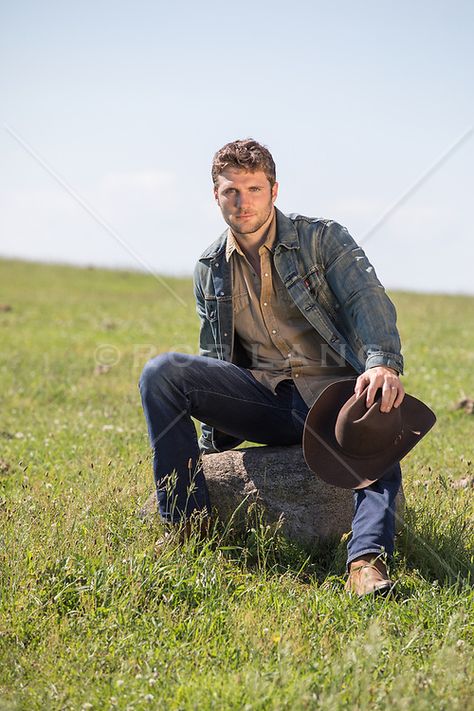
[193,208,403,453]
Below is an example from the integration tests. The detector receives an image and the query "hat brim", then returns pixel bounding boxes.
[303,378,436,489]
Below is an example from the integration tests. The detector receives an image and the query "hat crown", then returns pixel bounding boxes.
[303,377,437,489]
[335,391,403,457]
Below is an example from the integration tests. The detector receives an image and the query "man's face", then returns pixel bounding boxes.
[214,167,278,236]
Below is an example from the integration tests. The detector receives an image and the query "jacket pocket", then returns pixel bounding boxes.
[302,266,340,319]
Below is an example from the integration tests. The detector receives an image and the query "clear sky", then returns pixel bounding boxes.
[1,0,473,293]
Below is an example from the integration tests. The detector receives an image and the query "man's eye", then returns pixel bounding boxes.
[250,187,261,192]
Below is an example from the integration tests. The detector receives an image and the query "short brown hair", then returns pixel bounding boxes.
[211,138,276,187]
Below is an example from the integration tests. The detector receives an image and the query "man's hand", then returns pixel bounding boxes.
[354,366,405,413]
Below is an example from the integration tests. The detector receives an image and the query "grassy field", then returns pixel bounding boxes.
[0,258,473,710]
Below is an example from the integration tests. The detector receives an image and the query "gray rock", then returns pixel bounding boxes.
[140,445,405,546]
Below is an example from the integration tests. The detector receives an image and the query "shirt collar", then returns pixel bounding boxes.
[225,229,244,261]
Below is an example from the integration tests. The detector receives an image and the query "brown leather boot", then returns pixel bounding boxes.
[345,556,394,596]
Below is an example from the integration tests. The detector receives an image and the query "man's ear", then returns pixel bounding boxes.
[213,186,220,204]
[271,181,279,203]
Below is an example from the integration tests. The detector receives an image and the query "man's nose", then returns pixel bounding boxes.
[236,192,250,209]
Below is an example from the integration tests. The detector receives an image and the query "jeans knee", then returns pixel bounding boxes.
[139,352,191,394]
[139,353,173,393]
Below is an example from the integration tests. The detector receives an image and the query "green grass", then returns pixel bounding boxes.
[0,258,473,710]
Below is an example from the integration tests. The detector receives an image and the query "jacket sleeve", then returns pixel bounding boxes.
[320,221,404,374]
[192,261,243,454]
[193,262,217,360]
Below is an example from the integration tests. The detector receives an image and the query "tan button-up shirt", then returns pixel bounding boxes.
[226,211,356,407]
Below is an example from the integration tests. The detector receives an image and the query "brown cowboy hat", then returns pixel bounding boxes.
[303,378,436,489]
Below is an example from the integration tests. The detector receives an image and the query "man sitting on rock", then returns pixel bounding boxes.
[139,138,406,596]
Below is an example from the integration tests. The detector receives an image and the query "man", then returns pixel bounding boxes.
[140,138,405,595]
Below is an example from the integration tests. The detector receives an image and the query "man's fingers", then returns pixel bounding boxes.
[365,380,379,408]
[393,386,405,408]
[354,374,369,398]
[380,381,398,412]
[356,368,404,412]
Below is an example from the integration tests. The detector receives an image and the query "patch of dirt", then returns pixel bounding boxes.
[453,398,474,414]
[94,364,111,375]
[0,459,10,474]
[451,476,474,490]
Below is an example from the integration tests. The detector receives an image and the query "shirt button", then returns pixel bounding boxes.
[264,272,269,277]
[220,291,224,296]
[263,301,268,306]
[271,329,277,334]
[294,373,299,378]
[214,262,219,267]
[224,332,228,337]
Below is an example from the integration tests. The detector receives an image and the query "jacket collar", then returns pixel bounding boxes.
[198,207,300,262]
[274,208,300,250]
[198,229,228,262]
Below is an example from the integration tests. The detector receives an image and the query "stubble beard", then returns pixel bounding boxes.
[228,204,273,237]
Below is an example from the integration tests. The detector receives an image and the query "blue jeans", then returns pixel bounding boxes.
[139,353,401,565]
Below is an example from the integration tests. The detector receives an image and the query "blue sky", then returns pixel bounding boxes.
[1,0,473,293]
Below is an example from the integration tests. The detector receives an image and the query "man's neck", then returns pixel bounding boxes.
[232,208,275,260]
